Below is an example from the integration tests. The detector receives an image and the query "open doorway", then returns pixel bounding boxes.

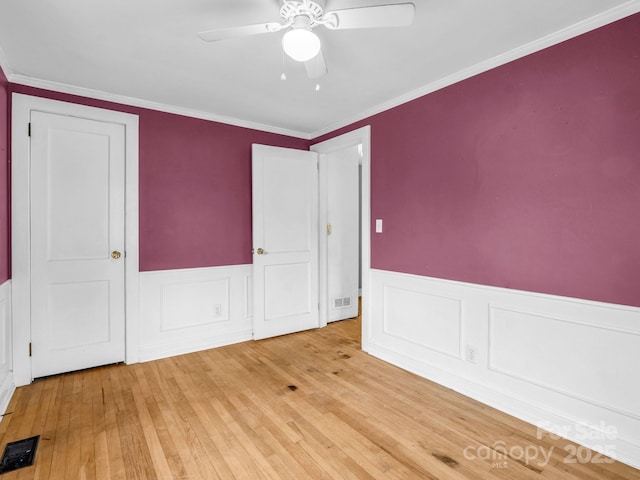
[311,126,371,351]
[322,144,360,322]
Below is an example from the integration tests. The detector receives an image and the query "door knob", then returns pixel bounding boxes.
[111,251,122,260]
[256,248,264,255]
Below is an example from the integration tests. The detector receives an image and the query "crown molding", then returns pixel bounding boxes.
[310,0,640,139]
[8,74,311,140]
[4,0,638,142]
[0,46,13,79]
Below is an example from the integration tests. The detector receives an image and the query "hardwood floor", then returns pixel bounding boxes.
[0,316,638,479]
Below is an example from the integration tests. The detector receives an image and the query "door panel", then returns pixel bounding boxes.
[48,281,111,349]
[252,144,319,340]
[326,146,360,321]
[46,129,111,260]
[263,163,313,253]
[30,111,126,378]
[264,262,312,319]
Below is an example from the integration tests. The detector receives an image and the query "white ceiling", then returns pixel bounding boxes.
[0,0,638,138]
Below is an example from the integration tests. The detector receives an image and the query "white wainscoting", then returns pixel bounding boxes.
[0,280,15,417]
[368,269,640,469]
[139,265,253,362]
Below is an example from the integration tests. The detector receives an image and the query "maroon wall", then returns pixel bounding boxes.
[0,66,9,284]
[137,110,309,270]
[9,84,309,272]
[316,13,640,307]
[5,13,640,307]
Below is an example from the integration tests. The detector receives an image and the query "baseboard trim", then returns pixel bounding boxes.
[368,269,640,470]
[0,280,14,420]
[367,341,640,469]
[139,265,254,362]
[0,373,15,419]
[139,329,253,363]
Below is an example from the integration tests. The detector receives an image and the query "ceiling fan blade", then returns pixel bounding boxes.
[305,50,328,79]
[198,22,283,42]
[324,3,415,30]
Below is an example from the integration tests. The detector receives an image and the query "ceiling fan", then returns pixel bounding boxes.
[198,0,415,79]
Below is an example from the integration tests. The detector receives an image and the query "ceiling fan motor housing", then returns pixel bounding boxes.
[198,1,415,75]
[280,1,325,26]
[291,14,312,30]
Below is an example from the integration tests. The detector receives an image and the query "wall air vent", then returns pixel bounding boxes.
[333,297,352,309]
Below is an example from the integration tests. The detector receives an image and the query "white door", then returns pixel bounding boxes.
[30,111,126,378]
[325,145,360,322]
[252,144,319,340]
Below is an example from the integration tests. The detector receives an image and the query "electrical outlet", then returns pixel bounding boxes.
[214,304,222,317]
[466,345,478,364]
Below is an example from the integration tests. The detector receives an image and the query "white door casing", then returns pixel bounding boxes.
[12,94,139,386]
[252,144,319,340]
[30,111,126,378]
[324,145,360,322]
[311,126,371,349]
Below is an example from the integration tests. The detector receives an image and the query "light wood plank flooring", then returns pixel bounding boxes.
[0,316,638,479]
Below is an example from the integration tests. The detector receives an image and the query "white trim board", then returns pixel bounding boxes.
[368,268,640,470]
[138,265,253,362]
[9,74,309,140]
[11,94,140,386]
[0,280,14,417]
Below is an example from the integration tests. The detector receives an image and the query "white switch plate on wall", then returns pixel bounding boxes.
[375,219,383,233]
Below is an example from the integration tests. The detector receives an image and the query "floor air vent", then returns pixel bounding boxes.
[0,435,39,474]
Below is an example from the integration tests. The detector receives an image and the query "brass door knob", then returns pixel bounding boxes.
[111,251,122,260]
[256,248,264,255]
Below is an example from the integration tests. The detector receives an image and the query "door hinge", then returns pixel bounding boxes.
[29,342,32,357]
[28,122,31,137]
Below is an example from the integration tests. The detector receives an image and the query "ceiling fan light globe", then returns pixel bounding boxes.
[282,28,321,62]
